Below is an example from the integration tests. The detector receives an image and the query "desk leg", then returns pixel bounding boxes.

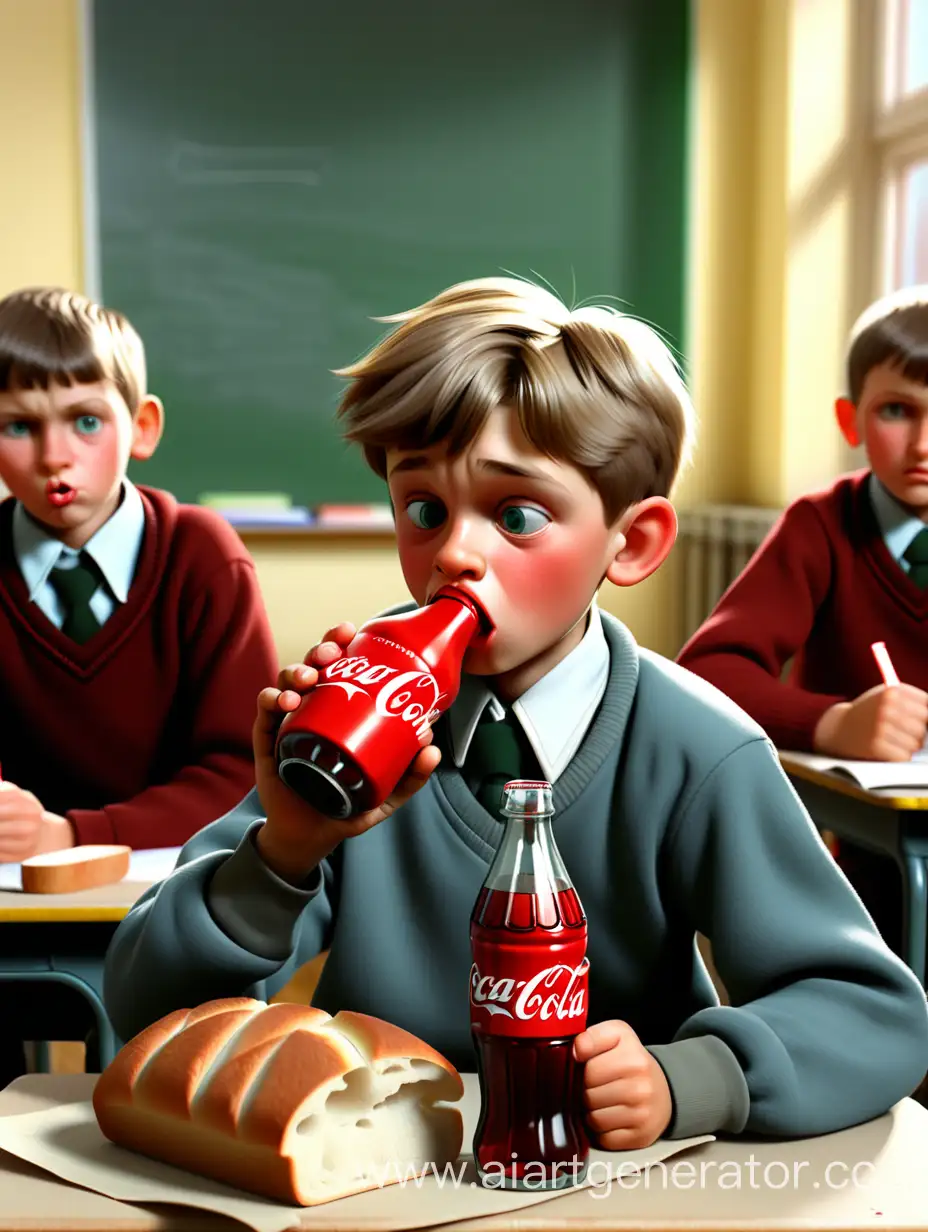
[903,856,928,988]
[0,971,118,1070]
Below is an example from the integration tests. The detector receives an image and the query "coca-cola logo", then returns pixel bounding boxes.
[469,960,589,1023]
[315,656,445,738]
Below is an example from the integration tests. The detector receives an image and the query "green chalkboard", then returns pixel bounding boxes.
[91,0,690,506]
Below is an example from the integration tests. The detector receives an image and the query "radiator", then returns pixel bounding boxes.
[676,504,782,646]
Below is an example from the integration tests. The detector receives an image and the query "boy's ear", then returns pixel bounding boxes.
[835,397,860,447]
[605,496,678,588]
[130,395,165,461]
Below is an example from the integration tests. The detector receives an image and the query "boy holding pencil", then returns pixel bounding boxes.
[677,284,928,949]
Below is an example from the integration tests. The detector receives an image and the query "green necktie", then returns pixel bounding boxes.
[466,705,542,818]
[49,551,103,644]
[904,528,928,589]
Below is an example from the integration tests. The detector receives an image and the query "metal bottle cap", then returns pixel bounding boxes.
[501,780,554,818]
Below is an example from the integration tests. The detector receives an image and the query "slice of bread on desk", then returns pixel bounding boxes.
[92,998,464,1206]
[20,844,131,893]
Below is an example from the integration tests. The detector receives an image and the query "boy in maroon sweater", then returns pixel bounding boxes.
[677,285,928,951]
[0,288,279,859]
[0,287,278,1080]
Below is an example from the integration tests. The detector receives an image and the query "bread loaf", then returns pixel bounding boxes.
[21,844,131,893]
[92,998,465,1206]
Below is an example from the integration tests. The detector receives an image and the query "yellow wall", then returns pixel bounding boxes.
[0,0,871,664]
[241,536,410,667]
[0,0,83,294]
[748,0,876,504]
[684,0,871,516]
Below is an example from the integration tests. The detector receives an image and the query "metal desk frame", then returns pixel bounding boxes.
[781,753,928,986]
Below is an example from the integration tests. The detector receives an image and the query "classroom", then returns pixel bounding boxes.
[1,0,908,661]
[1,0,928,1229]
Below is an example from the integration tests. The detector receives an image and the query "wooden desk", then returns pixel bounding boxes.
[1,1075,928,1230]
[0,850,179,1068]
[0,848,181,920]
[779,751,928,985]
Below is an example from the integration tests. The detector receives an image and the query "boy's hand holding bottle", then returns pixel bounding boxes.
[252,623,441,885]
[574,1020,673,1150]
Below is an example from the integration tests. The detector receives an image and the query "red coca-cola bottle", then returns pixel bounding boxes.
[469,780,590,1190]
[276,587,482,819]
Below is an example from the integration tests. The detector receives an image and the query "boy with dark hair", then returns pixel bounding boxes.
[105,277,927,1148]
[0,287,278,1082]
[677,285,928,949]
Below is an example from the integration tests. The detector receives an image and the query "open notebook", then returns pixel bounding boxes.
[780,749,928,791]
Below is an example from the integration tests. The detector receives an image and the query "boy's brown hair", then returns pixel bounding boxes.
[336,277,695,523]
[0,287,147,414]
[847,285,928,403]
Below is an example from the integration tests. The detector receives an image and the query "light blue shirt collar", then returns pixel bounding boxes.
[13,479,145,602]
[867,473,928,564]
[449,601,610,783]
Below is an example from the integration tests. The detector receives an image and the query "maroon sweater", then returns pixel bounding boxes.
[677,470,928,751]
[0,486,278,848]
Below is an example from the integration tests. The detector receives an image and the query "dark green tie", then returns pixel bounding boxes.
[904,528,928,589]
[466,705,542,818]
[49,551,103,644]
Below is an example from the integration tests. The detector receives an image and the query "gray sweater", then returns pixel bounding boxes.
[104,614,928,1139]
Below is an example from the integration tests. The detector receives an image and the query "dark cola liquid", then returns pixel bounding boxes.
[470,887,590,1189]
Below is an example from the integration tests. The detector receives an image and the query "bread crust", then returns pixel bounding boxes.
[21,844,131,893]
[93,998,464,1206]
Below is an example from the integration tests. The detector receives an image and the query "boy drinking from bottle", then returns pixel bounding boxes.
[104,277,928,1147]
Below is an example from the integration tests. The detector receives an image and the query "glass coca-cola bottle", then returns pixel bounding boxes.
[276,587,482,820]
[469,780,590,1190]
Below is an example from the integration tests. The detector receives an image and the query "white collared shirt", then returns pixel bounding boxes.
[448,601,610,783]
[13,479,145,629]
[868,473,928,571]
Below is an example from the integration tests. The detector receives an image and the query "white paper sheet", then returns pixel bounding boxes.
[0,1077,713,1232]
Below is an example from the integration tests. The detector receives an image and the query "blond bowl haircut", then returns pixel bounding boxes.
[846,284,928,405]
[336,277,696,525]
[0,287,147,415]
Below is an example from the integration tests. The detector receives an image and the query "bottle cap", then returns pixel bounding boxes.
[501,780,554,817]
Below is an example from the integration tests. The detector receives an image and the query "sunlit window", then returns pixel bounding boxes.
[877,1,928,291]
[898,0,928,99]
[898,156,928,283]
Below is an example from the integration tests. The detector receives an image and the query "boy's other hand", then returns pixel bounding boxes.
[253,623,442,885]
[0,784,75,862]
[574,1020,673,1150]
[813,684,928,761]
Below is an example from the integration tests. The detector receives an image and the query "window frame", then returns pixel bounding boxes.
[872,0,928,295]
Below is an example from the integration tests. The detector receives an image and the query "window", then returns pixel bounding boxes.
[899,156,928,283]
[902,0,928,98]
[876,0,928,291]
